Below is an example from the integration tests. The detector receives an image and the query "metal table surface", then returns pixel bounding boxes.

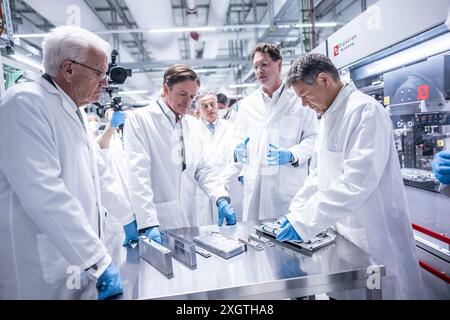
[105,220,385,300]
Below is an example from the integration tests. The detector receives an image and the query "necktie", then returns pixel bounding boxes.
[207,123,215,136]
[75,108,87,132]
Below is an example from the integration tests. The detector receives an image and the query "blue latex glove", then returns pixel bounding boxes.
[216,198,237,226]
[432,151,450,185]
[267,143,293,166]
[110,111,126,128]
[145,226,162,244]
[234,137,250,164]
[122,220,138,246]
[96,263,123,300]
[276,217,302,242]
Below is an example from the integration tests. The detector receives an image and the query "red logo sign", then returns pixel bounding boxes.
[417,85,429,100]
[333,45,340,56]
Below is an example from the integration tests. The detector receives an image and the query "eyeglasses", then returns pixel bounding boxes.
[70,60,107,80]
[251,60,271,72]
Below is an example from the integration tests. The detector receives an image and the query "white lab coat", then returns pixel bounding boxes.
[196,119,244,225]
[0,75,111,299]
[124,100,228,230]
[97,133,135,227]
[287,82,423,299]
[222,84,319,221]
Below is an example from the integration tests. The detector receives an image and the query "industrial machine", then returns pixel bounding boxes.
[384,55,450,192]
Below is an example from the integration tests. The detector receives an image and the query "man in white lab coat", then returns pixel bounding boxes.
[222,43,319,221]
[0,26,123,299]
[195,93,244,224]
[277,53,423,299]
[124,65,236,242]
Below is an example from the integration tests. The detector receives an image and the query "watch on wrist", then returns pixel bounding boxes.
[290,154,299,167]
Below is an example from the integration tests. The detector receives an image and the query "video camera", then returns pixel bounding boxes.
[103,49,132,113]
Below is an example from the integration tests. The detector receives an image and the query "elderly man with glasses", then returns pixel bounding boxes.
[0,26,125,300]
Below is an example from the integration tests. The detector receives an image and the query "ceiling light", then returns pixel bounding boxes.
[149,26,217,34]
[118,90,149,95]
[13,33,48,39]
[10,54,44,71]
[228,83,258,89]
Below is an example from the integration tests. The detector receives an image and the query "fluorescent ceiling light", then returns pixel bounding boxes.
[278,22,338,29]
[10,54,44,71]
[13,33,48,39]
[118,90,149,95]
[134,100,152,105]
[365,32,450,75]
[149,26,217,33]
[228,83,258,89]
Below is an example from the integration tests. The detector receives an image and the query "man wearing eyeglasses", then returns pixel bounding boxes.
[0,26,123,300]
[221,43,319,222]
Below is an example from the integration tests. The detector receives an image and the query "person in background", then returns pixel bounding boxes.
[221,43,319,222]
[87,112,101,138]
[278,53,423,299]
[0,26,122,300]
[217,93,237,122]
[195,92,244,224]
[124,64,237,243]
[432,151,450,196]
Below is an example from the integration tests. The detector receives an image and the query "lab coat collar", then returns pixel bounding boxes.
[202,118,219,128]
[53,81,78,112]
[157,98,183,128]
[325,81,355,115]
[260,81,284,102]
[32,73,85,125]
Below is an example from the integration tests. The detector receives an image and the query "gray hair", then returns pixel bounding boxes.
[286,53,340,87]
[42,26,111,76]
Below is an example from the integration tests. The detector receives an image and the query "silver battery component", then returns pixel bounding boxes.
[195,247,211,258]
[248,233,275,247]
[139,235,174,278]
[193,232,247,259]
[161,231,197,269]
[254,220,336,253]
[238,238,264,251]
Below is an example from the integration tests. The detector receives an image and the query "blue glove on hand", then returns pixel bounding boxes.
[216,198,237,226]
[432,151,450,185]
[267,144,294,166]
[234,137,250,164]
[110,111,126,128]
[144,226,162,244]
[96,263,123,300]
[122,220,138,246]
[276,217,302,242]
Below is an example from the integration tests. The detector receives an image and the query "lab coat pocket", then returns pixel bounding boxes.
[155,200,186,229]
[36,233,71,285]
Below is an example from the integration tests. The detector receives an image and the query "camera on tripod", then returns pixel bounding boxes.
[103,49,132,113]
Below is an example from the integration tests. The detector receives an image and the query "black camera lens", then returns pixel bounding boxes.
[109,66,128,84]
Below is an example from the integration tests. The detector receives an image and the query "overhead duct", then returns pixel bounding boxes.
[124,0,180,60]
[202,0,230,59]
[22,0,155,95]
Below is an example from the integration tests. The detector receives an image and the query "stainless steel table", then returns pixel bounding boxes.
[105,221,385,300]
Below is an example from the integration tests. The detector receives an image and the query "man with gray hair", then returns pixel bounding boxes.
[0,26,123,299]
[277,53,423,299]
